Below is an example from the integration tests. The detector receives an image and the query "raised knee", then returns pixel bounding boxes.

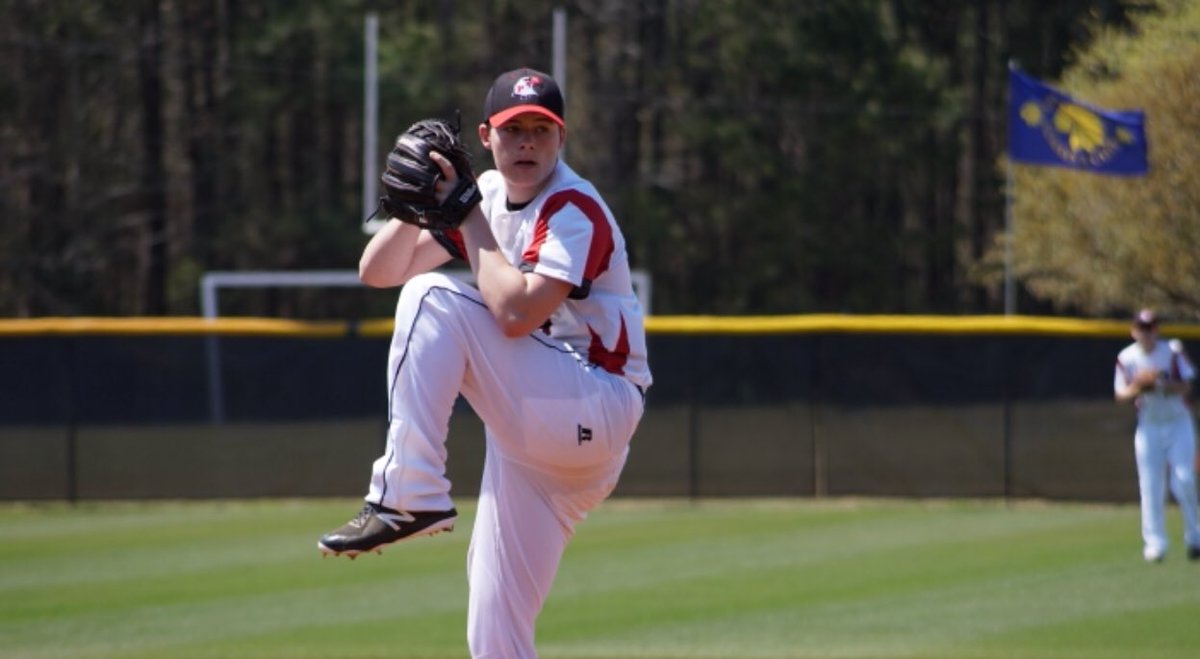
[405,272,454,294]
[396,272,455,307]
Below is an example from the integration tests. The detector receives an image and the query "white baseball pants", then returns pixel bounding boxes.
[1134,413,1200,557]
[364,272,644,659]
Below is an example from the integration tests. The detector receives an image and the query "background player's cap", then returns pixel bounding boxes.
[1134,308,1159,328]
[484,68,565,128]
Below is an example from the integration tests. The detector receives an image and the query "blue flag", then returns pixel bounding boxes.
[1008,67,1148,176]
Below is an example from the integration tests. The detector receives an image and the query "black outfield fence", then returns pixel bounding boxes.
[2,315,1193,502]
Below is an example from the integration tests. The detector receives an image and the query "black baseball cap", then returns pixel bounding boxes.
[483,68,565,128]
[1133,309,1159,328]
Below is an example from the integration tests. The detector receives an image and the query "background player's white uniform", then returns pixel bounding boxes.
[365,158,650,658]
[1114,339,1200,560]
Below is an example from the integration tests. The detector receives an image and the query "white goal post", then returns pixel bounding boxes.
[200,269,651,318]
[199,269,651,423]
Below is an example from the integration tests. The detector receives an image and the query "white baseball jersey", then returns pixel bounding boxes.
[1114,339,1195,424]
[452,160,652,390]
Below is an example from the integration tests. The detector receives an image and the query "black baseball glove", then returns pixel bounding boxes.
[378,117,482,230]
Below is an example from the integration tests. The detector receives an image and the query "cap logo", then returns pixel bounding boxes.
[512,76,542,99]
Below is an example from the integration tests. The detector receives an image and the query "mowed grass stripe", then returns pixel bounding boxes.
[1,501,471,659]
[2,499,1199,659]
[541,501,1198,658]
[2,501,458,617]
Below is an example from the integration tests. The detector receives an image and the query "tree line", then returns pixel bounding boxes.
[0,0,1158,317]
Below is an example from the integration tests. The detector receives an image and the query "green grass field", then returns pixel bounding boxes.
[3,497,1199,658]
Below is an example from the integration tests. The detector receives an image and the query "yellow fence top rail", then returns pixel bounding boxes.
[0,317,349,338]
[2,315,1199,339]
[643,314,1200,337]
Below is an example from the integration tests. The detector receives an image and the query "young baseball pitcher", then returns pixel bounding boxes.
[319,67,651,658]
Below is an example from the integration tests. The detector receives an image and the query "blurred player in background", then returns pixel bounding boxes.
[319,67,651,657]
[1114,309,1200,563]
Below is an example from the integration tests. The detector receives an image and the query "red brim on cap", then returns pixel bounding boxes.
[488,105,564,128]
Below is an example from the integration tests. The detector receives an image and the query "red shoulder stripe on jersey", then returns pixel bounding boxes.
[521,190,614,281]
[587,316,630,376]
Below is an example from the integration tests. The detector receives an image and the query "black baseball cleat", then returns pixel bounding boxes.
[318,502,456,558]
[1188,545,1200,561]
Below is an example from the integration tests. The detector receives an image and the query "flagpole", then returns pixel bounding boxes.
[1004,59,1017,316]
[1004,158,1015,315]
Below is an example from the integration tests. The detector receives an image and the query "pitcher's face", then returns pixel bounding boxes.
[480,113,565,203]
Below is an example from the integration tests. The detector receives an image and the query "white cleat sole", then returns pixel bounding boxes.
[318,519,456,559]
